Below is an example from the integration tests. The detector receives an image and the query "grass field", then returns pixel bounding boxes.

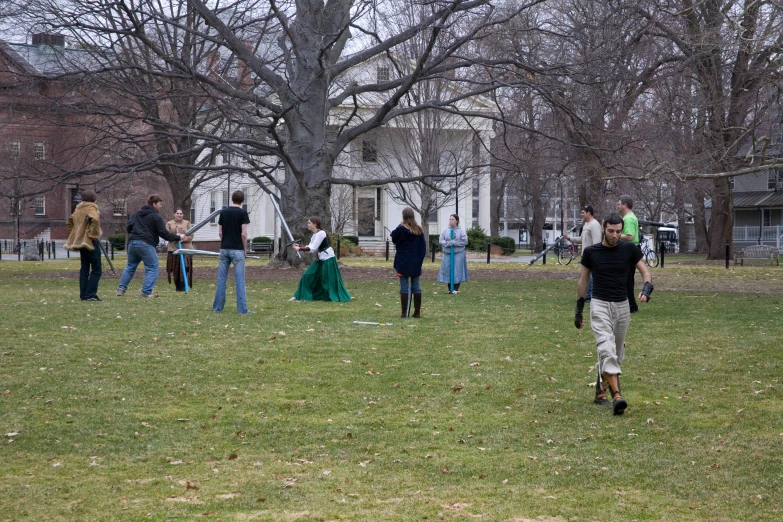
[0,258,781,521]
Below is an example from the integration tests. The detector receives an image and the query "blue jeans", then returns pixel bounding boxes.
[119,240,159,295]
[213,249,248,313]
[399,276,421,294]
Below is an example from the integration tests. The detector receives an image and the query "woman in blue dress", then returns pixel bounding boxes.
[292,217,351,302]
[437,214,468,293]
[391,207,427,318]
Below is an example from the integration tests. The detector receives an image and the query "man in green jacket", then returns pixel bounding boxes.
[617,195,640,313]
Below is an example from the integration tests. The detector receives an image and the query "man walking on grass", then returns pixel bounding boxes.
[574,214,653,415]
[213,190,251,314]
[617,195,641,313]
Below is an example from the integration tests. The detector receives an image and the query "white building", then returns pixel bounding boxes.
[190,58,496,251]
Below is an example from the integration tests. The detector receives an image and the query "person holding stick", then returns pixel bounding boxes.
[213,190,251,314]
[292,217,351,302]
[166,209,194,292]
[574,213,653,415]
[117,195,184,298]
[64,190,103,301]
[437,214,468,294]
[391,207,427,318]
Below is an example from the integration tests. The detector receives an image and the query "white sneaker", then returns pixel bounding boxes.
[288,296,298,301]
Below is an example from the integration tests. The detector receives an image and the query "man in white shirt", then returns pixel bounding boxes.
[564,205,602,252]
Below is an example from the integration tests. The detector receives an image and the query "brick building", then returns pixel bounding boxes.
[0,34,170,243]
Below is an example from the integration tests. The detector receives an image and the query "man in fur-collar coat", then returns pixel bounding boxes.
[65,190,103,301]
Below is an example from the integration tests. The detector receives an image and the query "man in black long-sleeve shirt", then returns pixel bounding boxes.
[117,194,183,297]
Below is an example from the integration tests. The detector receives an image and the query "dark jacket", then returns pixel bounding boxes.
[127,205,181,247]
[391,224,427,278]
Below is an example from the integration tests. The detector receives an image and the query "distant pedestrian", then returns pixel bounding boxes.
[437,214,468,294]
[117,195,184,298]
[292,217,351,302]
[65,190,103,301]
[213,190,251,313]
[391,207,427,318]
[617,195,641,313]
[166,209,194,292]
[564,204,602,300]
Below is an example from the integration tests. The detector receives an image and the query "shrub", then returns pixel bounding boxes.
[108,232,125,251]
[429,234,441,253]
[489,236,516,255]
[341,235,359,246]
[466,226,488,251]
[251,236,272,243]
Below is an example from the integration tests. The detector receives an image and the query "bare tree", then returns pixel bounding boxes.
[634,0,783,258]
[19,0,540,247]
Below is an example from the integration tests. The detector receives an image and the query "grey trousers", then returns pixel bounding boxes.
[590,298,630,375]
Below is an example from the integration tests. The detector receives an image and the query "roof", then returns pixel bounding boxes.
[4,42,98,76]
[733,190,783,208]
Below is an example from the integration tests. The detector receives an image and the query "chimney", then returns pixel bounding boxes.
[32,33,65,48]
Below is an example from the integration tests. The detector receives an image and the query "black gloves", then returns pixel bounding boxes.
[640,282,654,301]
[574,297,586,329]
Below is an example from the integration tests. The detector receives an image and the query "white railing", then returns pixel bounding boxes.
[733,225,783,251]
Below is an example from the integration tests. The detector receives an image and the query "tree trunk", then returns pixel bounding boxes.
[707,177,733,259]
[690,190,709,254]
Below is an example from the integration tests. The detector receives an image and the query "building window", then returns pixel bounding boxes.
[729,176,735,191]
[362,139,378,163]
[376,187,382,216]
[34,142,45,161]
[222,149,232,165]
[112,202,125,217]
[33,196,45,215]
[376,65,390,83]
[9,199,19,216]
[9,140,20,157]
[190,208,196,223]
[211,192,217,221]
[769,170,783,190]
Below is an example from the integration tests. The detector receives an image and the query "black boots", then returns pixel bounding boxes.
[400,293,422,318]
[400,293,410,318]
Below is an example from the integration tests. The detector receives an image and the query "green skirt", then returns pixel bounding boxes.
[294,257,352,302]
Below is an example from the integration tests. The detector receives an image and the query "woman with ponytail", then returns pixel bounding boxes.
[391,207,427,318]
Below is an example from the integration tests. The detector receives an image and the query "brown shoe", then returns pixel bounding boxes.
[603,373,628,415]
[594,374,611,406]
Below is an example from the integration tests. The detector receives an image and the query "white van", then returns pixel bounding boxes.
[656,227,679,253]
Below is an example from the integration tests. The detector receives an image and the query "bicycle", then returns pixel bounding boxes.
[554,237,578,265]
[640,237,658,268]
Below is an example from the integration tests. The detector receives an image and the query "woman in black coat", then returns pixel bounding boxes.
[390,207,427,318]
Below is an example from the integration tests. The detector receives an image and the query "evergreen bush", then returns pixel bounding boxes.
[466,226,488,251]
[108,232,125,250]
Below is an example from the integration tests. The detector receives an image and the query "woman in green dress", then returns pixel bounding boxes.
[292,217,352,302]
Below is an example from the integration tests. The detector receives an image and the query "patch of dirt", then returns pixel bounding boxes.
[18,264,783,294]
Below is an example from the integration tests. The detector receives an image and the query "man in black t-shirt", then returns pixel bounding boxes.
[213,190,251,314]
[575,213,653,415]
